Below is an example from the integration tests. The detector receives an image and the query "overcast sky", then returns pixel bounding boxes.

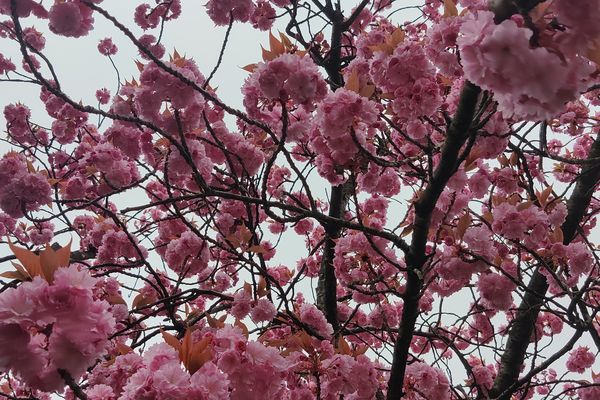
[0,1,269,130]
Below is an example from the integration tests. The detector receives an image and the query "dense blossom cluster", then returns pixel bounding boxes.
[310,89,380,183]
[0,0,599,399]
[0,264,116,391]
[458,10,595,120]
[205,0,283,29]
[0,153,51,218]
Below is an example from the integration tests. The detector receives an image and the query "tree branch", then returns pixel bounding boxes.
[315,7,347,339]
[490,134,600,399]
[386,81,481,400]
[58,369,87,400]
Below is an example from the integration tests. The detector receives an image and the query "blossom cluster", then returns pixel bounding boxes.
[205,0,288,29]
[0,153,51,218]
[0,265,116,392]
[309,89,380,183]
[458,10,594,120]
[83,325,386,400]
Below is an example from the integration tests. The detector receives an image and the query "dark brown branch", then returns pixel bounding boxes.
[341,0,370,29]
[489,0,547,23]
[314,4,349,339]
[316,180,352,335]
[384,2,549,397]
[386,81,481,400]
[58,369,87,400]
[490,135,600,399]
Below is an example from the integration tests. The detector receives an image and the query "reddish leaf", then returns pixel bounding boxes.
[180,329,193,368]
[353,345,369,357]
[586,39,600,67]
[116,342,133,355]
[26,159,36,173]
[247,244,267,254]
[482,211,494,224]
[269,31,285,56]
[359,84,376,98]
[234,319,249,338]
[106,295,127,306]
[257,277,268,298]
[9,242,42,279]
[206,314,225,329]
[400,224,413,238]
[530,2,552,22]
[516,201,533,211]
[368,43,394,55]
[336,336,352,355]
[552,227,564,244]
[457,213,471,240]
[188,347,212,375]
[279,32,293,49]
[261,46,276,62]
[389,27,405,47]
[443,0,458,17]
[39,240,71,283]
[537,186,553,208]
[131,293,149,309]
[242,63,257,73]
[345,69,360,93]
[134,60,145,72]
[0,269,28,280]
[161,329,181,352]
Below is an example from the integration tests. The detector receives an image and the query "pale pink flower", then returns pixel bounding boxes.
[98,38,117,56]
[299,303,333,338]
[250,298,277,322]
[477,272,515,311]
[49,2,93,38]
[566,347,595,373]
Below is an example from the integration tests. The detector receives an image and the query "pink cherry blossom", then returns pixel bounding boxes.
[206,0,254,25]
[477,272,515,311]
[98,37,117,56]
[458,10,594,120]
[48,2,94,38]
[566,347,595,373]
[299,303,334,338]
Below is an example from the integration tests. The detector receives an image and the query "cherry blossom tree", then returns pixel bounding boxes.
[1,0,600,399]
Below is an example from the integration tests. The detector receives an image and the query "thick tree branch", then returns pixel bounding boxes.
[386,1,549,397]
[386,81,481,400]
[489,0,547,23]
[316,180,352,335]
[490,135,600,399]
[314,7,346,337]
[58,369,87,400]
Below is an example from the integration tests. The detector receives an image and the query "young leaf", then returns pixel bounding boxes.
[0,269,29,281]
[39,240,72,283]
[242,63,258,73]
[345,69,360,93]
[586,39,600,67]
[261,46,276,62]
[8,242,42,279]
[537,185,553,208]
[443,0,458,17]
[279,32,293,49]
[161,329,181,352]
[457,213,472,239]
[389,27,405,47]
[269,31,285,56]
